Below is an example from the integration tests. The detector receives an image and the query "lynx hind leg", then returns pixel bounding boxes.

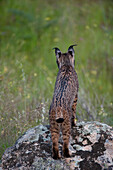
[71,94,78,126]
[51,125,61,159]
[62,113,71,157]
[50,113,61,159]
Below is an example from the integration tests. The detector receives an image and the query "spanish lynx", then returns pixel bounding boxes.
[49,45,79,159]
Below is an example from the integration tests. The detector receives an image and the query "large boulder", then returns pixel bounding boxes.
[1,121,113,170]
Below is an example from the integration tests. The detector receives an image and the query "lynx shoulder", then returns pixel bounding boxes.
[49,45,79,159]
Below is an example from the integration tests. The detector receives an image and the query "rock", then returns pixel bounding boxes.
[1,121,113,170]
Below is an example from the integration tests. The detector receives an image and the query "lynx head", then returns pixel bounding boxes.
[53,45,77,69]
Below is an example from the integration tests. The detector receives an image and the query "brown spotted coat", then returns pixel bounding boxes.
[49,45,79,159]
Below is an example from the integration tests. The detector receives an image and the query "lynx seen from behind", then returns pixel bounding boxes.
[49,45,79,159]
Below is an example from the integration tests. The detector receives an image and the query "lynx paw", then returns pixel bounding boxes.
[52,150,61,159]
[63,148,71,158]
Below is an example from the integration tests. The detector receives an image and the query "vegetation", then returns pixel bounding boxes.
[0,0,113,158]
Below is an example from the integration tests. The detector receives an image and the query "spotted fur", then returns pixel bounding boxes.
[49,45,79,159]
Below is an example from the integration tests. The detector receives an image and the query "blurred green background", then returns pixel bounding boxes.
[0,0,113,158]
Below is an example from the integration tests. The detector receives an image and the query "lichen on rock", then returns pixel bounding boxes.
[1,122,113,170]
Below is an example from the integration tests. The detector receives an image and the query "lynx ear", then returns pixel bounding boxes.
[53,47,61,58]
[68,44,77,56]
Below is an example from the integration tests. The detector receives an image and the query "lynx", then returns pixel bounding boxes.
[49,45,79,159]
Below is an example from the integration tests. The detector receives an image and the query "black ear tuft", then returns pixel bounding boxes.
[68,44,77,56]
[52,47,61,58]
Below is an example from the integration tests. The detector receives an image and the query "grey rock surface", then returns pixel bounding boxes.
[1,121,113,170]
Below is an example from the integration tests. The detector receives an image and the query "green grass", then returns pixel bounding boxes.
[0,0,113,158]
